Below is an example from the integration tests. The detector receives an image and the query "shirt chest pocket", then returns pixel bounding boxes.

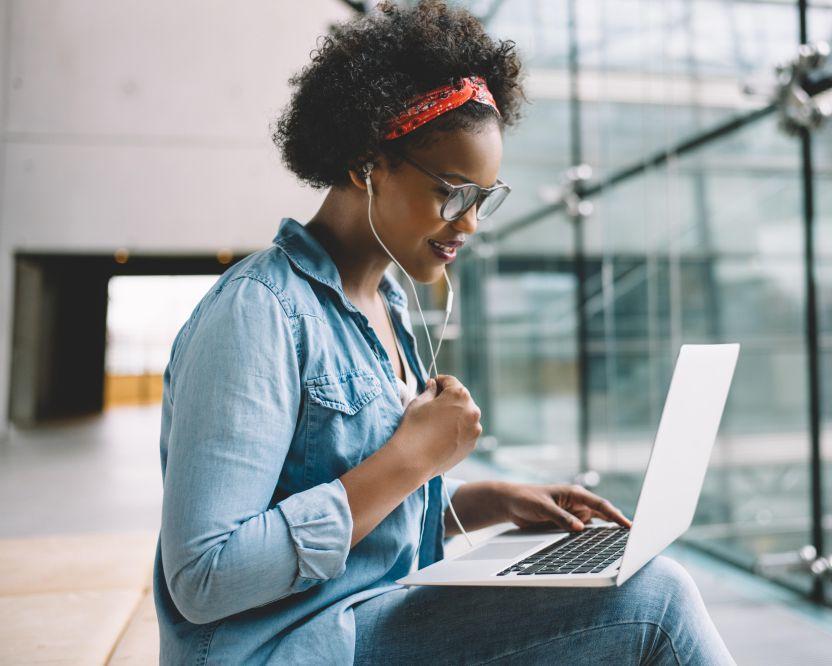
[303,369,385,485]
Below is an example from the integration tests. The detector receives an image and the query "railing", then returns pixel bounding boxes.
[452,35,832,603]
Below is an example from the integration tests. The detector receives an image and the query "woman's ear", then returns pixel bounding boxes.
[348,155,386,191]
[347,165,369,191]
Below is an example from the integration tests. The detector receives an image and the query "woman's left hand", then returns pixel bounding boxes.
[497,482,632,532]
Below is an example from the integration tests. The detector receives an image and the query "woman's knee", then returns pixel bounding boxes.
[651,556,701,602]
[626,556,735,664]
[625,556,704,623]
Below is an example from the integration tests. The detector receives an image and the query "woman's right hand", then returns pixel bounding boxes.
[393,374,482,479]
[342,374,482,547]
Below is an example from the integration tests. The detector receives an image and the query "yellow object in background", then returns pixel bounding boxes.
[104,374,164,408]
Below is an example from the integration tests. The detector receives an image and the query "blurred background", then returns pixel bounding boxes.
[1,0,831,662]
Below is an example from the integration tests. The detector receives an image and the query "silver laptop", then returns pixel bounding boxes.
[398,343,740,589]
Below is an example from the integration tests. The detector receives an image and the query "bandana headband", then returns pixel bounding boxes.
[383,75,500,140]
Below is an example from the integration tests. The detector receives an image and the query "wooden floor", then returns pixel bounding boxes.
[1,405,831,664]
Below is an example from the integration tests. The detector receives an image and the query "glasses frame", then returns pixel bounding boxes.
[395,152,511,222]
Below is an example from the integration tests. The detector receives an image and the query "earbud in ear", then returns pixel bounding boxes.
[363,162,374,195]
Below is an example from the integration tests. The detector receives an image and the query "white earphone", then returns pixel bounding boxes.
[363,162,374,192]
[363,161,471,547]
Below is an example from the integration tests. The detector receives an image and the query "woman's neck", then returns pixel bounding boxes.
[306,188,392,306]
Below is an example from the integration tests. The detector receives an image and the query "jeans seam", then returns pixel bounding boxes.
[195,619,222,666]
[650,623,682,666]
[201,620,222,665]
[355,594,387,664]
[476,620,682,666]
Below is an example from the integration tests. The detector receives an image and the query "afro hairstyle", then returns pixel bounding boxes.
[272,0,527,190]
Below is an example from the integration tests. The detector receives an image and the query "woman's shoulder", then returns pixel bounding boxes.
[169,245,322,366]
[209,243,324,320]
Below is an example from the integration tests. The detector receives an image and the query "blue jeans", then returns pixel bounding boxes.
[353,555,735,665]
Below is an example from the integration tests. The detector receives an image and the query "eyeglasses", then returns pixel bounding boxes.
[396,153,511,223]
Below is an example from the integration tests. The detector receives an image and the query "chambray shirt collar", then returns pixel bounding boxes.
[272,217,409,312]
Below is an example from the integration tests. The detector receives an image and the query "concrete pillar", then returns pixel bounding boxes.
[0,0,12,442]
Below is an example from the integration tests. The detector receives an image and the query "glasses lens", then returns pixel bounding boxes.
[442,189,467,220]
[462,185,480,211]
[442,185,480,221]
[476,186,510,220]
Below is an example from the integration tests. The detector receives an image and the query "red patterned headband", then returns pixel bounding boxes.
[383,75,501,140]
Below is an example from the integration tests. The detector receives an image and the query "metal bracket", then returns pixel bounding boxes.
[538,164,595,220]
[773,41,832,136]
[470,229,496,260]
[572,469,601,489]
[754,545,832,579]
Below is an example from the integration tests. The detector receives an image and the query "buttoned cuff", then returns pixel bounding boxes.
[277,478,353,582]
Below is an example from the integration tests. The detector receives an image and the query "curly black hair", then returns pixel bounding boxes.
[273,0,527,190]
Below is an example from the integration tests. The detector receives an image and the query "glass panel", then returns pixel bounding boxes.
[575,0,798,77]
[464,0,572,223]
[812,119,832,604]
[459,212,582,481]
[585,113,815,595]
[573,0,800,180]
[449,0,830,603]
[496,100,571,223]
[486,268,580,476]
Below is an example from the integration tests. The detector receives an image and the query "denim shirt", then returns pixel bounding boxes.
[153,217,465,664]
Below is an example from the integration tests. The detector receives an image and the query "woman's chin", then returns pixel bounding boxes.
[397,256,447,283]
[421,264,447,283]
[431,265,448,281]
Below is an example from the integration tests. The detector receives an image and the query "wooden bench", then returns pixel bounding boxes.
[0,531,160,665]
[0,525,503,664]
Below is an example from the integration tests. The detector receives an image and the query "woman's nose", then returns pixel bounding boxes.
[453,205,478,235]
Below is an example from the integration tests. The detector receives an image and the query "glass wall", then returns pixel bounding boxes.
[808,0,832,606]
[420,0,832,604]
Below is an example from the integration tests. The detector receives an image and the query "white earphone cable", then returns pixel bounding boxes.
[365,167,473,548]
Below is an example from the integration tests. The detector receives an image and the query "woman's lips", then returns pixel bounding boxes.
[428,239,457,262]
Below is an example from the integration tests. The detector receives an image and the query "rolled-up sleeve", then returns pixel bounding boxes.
[160,275,351,626]
[277,478,352,581]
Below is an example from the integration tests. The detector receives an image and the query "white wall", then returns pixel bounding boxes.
[0,0,355,439]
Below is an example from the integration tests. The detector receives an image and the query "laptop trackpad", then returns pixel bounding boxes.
[456,541,547,561]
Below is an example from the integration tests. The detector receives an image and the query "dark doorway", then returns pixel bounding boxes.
[9,253,242,426]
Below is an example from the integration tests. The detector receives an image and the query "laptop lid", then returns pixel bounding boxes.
[616,343,740,586]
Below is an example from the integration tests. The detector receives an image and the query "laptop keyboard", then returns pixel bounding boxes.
[496,527,629,576]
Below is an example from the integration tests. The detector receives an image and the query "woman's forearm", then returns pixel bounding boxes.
[340,432,432,548]
[443,480,509,536]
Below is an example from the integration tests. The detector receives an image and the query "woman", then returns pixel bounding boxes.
[153,2,735,664]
